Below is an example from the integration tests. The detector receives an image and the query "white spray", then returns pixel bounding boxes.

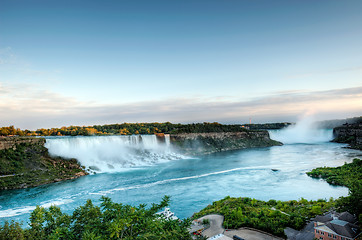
[269,114,334,144]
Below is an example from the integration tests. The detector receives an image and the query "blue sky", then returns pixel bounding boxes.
[1,0,361,129]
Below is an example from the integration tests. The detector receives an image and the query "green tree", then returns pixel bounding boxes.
[0,196,193,240]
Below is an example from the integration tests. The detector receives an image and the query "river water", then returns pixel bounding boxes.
[0,127,361,225]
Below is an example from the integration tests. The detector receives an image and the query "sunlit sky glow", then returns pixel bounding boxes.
[1,0,361,129]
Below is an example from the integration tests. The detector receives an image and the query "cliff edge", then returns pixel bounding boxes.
[333,122,362,150]
[0,137,88,190]
[169,131,282,155]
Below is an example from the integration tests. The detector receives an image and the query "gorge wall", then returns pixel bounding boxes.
[333,123,362,150]
[0,137,44,150]
[169,131,282,155]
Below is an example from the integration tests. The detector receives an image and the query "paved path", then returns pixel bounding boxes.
[224,228,283,240]
[0,174,15,178]
[271,207,290,216]
[198,214,225,238]
[196,214,283,240]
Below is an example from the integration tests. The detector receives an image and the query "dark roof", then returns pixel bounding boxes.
[339,212,357,224]
[314,214,333,223]
[325,220,360,238]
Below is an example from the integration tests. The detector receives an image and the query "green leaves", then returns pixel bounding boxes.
[0,221,25,240]
[2,196,192,240]
[306,158,361,188]
[306,158,361,217]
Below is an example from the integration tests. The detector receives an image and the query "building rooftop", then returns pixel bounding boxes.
[326,221,360,238]
[314,214,333,223]
[339,212,357,224]
[314,211,361,239]
[330,219,348,226]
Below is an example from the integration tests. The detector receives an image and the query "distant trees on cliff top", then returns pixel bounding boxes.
[0,126,32,136]
[0,122,249,137]
[0,122,293,137]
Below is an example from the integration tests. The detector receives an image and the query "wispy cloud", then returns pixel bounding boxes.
[1,83,361,129]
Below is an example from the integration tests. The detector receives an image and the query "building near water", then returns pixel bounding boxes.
[314,212,360,240]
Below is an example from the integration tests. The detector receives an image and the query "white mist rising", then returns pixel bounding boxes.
[269,117,334,144]
[45,135,184,173]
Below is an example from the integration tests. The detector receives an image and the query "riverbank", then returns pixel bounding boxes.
[0,137,88,190]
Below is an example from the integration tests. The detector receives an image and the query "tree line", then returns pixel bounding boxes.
[0,122,248,137]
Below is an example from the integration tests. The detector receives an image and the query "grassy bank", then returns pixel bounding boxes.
[307,158,361,221]
[306,158,361,188]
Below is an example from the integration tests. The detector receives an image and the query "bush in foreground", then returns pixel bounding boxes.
[0,196,194,240]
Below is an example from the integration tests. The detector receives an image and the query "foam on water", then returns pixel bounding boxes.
[90,166,272,195]
[45,135,184,172]
[0,199,74,218]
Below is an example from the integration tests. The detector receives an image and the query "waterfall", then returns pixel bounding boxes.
[45,135,183,173]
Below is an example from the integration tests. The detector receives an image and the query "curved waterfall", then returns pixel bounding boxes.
[45,135,183,172]
[269,118,333,144]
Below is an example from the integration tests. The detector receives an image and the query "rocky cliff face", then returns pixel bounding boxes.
[0,137,88,190]
[169,131,282,155]
[333,123,362,150]
[0,136,43,150]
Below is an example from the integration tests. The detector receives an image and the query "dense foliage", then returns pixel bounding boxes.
[193,196,334,237]
[0,196,194,240]
[243,122,291,130]
[307,158,361,187]
[0,122,248,137]
[307,158,362,221]
[0,126,30,136]
[0,140,86,190]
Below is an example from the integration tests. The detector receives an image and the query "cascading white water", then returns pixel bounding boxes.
[269,117,334,144]
[45,135,183,173]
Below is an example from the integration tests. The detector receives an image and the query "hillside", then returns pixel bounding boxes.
[0,137,87,190]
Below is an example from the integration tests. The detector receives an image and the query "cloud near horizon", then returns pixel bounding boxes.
[1,83,361,130]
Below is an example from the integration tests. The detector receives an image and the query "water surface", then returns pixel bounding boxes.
[0,130,361,225]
